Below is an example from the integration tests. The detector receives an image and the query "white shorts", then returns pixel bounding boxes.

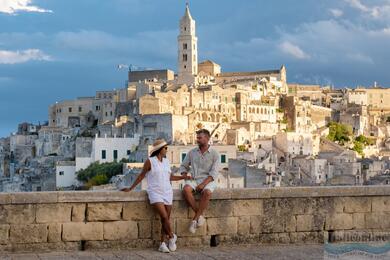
[147,191,173,205]
[184,178,217,193]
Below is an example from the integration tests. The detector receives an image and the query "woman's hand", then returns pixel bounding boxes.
[184,174,193,180]
[121,187,132,192]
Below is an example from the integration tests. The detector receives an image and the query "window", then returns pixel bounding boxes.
[113,150,118,160]
[101,150,106,159]
[68,107,72,113]
[78,106,82,112]
[183,54,188,62]
[59,171,64,176]
[96,106,100,111]
[183,43,187,50]
[127,150,131,155]
[184,27,187,31]
[181,153,187,163]
[221,154,227,163]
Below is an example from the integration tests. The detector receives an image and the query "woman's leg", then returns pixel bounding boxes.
[152,202,173,242]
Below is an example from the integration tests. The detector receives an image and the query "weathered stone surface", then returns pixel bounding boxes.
[10,224,48,244]
[138,221,152,239]
[231,188,271,199]
[325,213,353,230]
[297,215,313,232]
[289,232,323,244]
[71,204,86,222]
[36,204,72,223]
[103,221,138,240]
[352,213,365,229]
[176,218,206,237]
[172,200,189,218]
[365,213,390,229]
[3,205,35,224]
[176,236,209,247]
[10,192,58,204]
[48,223,62,243]
[372,196,390,212]
[62,222,103,241]
[123,202,155,221]
[343,197,372,213]
[233,199,263,216]
[87,203,122,221]
[250,216,262,234]
[237,216,250,235]
[0,225,9,244]
[58,191,148,203]
[207,217,237,235]
[204,200,234,218]
[0,194,11,205]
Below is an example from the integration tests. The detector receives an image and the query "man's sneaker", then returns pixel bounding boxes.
[197,215,206,227]
[188,220,197,234]
[158,242,170,253]
[168,234,177,252]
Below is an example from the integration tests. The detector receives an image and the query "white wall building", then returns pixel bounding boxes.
[56,161,77,188]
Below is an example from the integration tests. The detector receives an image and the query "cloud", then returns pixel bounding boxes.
[0,49,51,64]
[279,41,310,60]
[0,0,52,14]
[329,8,344,18]
[344,0,390,20]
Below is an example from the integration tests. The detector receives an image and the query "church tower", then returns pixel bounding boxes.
[177,3,198,85]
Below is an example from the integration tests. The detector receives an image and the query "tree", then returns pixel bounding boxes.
[327,122,352,145]
[77,160,126,188]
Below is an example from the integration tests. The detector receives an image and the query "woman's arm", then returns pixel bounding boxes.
[170,174,192,181]
[121,159,151,192]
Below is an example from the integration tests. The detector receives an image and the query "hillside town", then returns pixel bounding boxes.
[0,4,389,192]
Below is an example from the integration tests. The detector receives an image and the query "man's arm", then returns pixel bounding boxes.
[196,151,220,191]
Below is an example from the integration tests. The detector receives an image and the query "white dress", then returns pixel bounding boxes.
[146,156,173,205]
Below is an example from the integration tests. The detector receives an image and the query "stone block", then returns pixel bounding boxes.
[10,192,57,204]
[204,200,234,218]
[297,215,313,232]
[250,216,262,234]
[365,213,390,229]
[237,216,250,235]
[352,213,365,229]
[176,218,206,237]
[62,222,103,241]
[207,217,237,235]
[138,220,152,239]
[10,224,48,244]
[172,200,189,218]
[71,204,86,222]
[0,225,9,244]
[343,197,371,213]
[36,203,72,223]
[103,221,138,240]
[123,202,155,221]
[372,197,390,212]
[48,223,62,243]
[3,205,35,224]
[325,213,353,230]
[233,199,263,216]
[87,203,122,221]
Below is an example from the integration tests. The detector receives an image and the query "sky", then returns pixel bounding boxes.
[0,0,390,137]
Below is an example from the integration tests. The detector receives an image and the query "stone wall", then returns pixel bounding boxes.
[0,186,390,252]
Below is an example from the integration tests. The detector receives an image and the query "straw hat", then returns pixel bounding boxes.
[150,139,168,156]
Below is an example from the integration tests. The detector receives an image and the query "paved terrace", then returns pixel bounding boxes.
[0,186,390,257]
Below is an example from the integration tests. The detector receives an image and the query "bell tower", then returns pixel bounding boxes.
[177,3,198,85]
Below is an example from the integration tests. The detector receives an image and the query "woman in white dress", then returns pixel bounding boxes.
[121,139,191,253]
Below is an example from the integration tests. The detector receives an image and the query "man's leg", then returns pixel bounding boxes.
[193,189,212,221]
[182,184,198,214]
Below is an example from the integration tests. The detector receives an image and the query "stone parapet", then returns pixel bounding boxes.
[0,186,390,252]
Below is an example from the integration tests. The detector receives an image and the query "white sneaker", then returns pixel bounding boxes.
[197,215,205,227]
[168,234,177,252]
[158,242,170,253]
[188,220,197,234]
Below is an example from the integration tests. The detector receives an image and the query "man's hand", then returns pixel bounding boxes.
[196,182,205,192]
[184,174,193,180]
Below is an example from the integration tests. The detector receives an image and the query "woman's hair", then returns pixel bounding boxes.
[150,146,165,157]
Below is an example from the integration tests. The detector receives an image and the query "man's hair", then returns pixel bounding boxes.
[196,129,211,138]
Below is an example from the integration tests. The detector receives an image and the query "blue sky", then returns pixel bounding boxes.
[0,0,390,137]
